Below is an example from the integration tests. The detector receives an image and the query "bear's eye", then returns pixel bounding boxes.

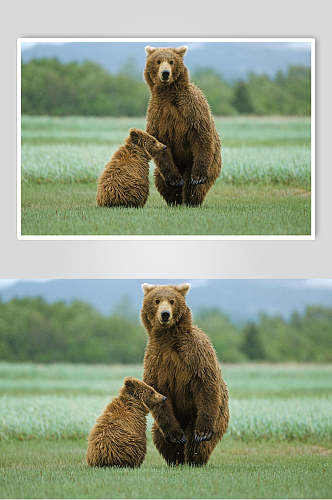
[157,60,161,65]
[169,60,174,65]
[170,299,174,305]
[155,299,160,304]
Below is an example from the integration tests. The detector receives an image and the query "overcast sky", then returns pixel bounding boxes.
[1,279,331,291]
[21,41,312,51]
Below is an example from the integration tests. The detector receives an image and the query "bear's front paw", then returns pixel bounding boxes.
[191,174,207,185]
[194,424,214,442]
[165,428,187,444]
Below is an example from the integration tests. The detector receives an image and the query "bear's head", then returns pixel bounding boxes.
[121,377,166,410]
[127,128,167,157]
[144,46,188,89]
[140,283,191,330]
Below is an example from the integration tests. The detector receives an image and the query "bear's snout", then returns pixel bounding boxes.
[158,61,172,83]
[156,299,174,326]
[161,70,170,81]
[162,145,167,150]
[161,310,170,322]
[162,396,167,402]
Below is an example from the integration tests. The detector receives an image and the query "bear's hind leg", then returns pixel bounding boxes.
[183,180,211,207]
[154,169,183,206]
[184,435,217,466]
[183,150,221,207]
[184,421,219,466]
[152,423,185,466]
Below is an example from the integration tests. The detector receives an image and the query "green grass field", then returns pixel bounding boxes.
[1,363,331,498]
[20,116,312,236]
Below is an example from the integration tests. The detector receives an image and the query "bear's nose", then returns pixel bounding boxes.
[161,70,170,80]
[161,310,170,322]
[162,396,167,402]
[162,145,167,150]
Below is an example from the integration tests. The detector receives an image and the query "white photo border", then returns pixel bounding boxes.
[17,37,316,241]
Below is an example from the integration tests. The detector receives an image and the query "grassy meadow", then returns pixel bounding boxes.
[0,362,331,498]
[20,116,312,236]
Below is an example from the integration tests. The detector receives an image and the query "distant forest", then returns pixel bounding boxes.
[0,297,330,363]
[21,59,311,117]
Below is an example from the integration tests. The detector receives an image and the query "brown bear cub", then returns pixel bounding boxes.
[86,377,166,468]
[141,283,229,466]
[144,46,222,207]
[96,128,166,208]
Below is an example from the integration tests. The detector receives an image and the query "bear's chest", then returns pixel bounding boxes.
[157,349,192,390]
[157,103,189,140]
[156,106,192,170]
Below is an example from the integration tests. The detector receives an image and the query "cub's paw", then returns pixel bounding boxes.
[191,175,207,185]
[165,429,187,444]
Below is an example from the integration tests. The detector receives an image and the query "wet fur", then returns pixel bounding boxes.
[144,47,222,207]
[96,129,165,208]
[141,284,229,466]
[86,377,165,467]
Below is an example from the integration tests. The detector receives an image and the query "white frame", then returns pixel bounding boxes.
[17,37,315,240]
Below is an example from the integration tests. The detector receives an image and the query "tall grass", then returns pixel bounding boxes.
[21,116,311,188]
[0,363,331,442]
[21,144,310,187]
[1,394,331,442]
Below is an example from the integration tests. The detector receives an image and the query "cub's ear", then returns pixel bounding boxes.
[174,46,188,57]
[174,283,191,297]
[141,283,156,295]
[129,128,139,144]
[124,377,136,394]
[145,46,157,56]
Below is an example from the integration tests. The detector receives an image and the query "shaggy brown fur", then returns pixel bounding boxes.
[144,46,222,207]
[141,283,229,466]
[96,128,166,208]
[86,377,166,468]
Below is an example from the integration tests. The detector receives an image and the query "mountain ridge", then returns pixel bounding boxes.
[21,42,311,82]
[1,279,330,325]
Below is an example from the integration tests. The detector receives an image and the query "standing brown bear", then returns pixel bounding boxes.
[96,128,166,208]
[86,377,166,468]
[141,283,229,466]
[144,46,222,207]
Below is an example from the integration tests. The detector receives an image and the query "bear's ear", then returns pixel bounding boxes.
[129,128,139,144]
[124,377,136,394]
[141,283,156,295]
[174,46,188,57]
[174,283,191,297]
[145,46,157,56]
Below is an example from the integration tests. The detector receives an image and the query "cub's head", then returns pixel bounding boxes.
[140,283,191,329]
[128,128,166,157]
[122,377,166,410]
[144,46,188,88]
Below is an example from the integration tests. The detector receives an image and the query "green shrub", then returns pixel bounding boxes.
[21,59,311,116]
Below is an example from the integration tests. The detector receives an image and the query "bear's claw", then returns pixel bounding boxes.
[194,431,213,442]
[172,434,187,444]
[191,176,207,185]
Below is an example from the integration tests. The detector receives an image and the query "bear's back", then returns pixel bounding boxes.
[86,396,147,467]
[97,144,150,208]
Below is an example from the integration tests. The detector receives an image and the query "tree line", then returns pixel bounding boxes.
[21,59,311,117]
[0,297,330,364]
